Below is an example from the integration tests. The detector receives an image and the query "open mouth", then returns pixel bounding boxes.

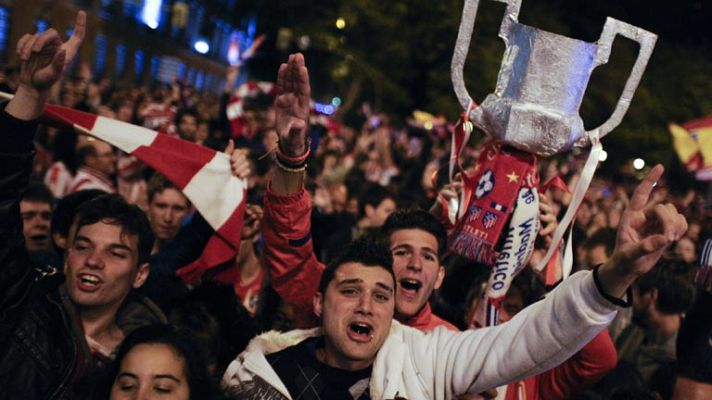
[30,234,48,242]
[399,279,422,294]
[348,322,373,341]
[78,273,102,289]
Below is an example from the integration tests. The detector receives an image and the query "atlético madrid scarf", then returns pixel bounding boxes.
[40,103,247,286]
[449,142,538,265]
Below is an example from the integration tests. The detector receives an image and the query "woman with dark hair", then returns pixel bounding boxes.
[108,324,218,400]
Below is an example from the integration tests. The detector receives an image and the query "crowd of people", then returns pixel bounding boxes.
[1,11,710,400]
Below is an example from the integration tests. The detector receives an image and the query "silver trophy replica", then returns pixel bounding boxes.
[451,0,657,156]
[447,0,657,328]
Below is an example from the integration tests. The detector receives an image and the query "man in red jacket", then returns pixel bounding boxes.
[252,53,456,331]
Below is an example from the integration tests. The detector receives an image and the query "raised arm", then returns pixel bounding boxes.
[411,166,688,398]
[239,54,323,328]
[0,12,85,310]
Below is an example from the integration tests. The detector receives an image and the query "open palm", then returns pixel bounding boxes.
[274,53,311,157]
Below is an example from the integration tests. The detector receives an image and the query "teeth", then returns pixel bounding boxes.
[80,274,100,284]
[351,323,372,335]
[400,279,422,291]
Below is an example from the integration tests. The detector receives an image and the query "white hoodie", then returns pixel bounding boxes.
[223,271,618,399]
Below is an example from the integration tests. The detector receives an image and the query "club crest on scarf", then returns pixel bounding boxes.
[448,140,538,266]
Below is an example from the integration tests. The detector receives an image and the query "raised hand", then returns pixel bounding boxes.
[224,139,252,180]
[8,11,85,120]
[17,11,85,92]
[598,164,688,297]
[241,204,264,240]
[538,193,558,241]
[274,53,310,157]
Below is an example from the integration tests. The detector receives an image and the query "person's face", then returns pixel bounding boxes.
[117,104,134,123]
[631,286,654,328]
[196,122,209,142]
[110,343,190,400]
[20,200,52,252]
[498,287,524,323]
[148,189,190,242]
[576,202,592,227]
[262,128,279,151]
[585,244,610,269]
[365,198,396,228]
[313,262,395,371]
[177,115,198,141]
[675,238,696,263]
[65,221,148,313]
[88,141,117,176]
[389,229,445,319]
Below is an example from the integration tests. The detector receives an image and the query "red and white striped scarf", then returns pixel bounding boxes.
[41,104,247,286]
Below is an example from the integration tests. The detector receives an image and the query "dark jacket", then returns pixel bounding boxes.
[0,105,166,399]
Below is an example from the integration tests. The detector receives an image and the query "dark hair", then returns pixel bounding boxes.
[176,107,199,125]
[21,181,54,206]
[168,303,222,370]
[52,129,79,174]
[50,189,106,237]
[110,324,216,400]
[509,267,546,308]
[146,173,188,205]
[583,227,617,256]
[76,143,97,166]
[382,209,447,257]
[318,236,395,294]
[74,194,154,265]
[358,184,395,219]
[635,258,696,314]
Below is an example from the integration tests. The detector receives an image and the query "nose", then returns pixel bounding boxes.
[355,293,374,315]
[85,248,104,269]
[407,252,422,272]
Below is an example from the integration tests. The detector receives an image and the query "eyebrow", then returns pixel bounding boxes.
[75,235,133,252]
[376,282,394,293]
[116,372,181,382]
[337,278,394,293]
[391,243,438,255]
[154,374,181,382]
[117,372,138,380]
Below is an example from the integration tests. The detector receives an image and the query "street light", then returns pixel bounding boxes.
[194,40,210,55]
[336,17,346,30]
[633,158,645,170]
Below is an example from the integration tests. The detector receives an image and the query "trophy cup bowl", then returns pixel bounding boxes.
[452,0,657,156]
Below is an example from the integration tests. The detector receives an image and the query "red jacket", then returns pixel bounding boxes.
[504,329,617,400]
[263,185,456,331]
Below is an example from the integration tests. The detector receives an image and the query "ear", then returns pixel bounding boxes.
[313,292,324,318]
[52,233,67,250]
[364,204,375,218]
[433,264,445,290]
[649,288,659,308]
[132,262,150,289]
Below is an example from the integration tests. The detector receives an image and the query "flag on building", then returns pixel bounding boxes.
[669,114,712,181]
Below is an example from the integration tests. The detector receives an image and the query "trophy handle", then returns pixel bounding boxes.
[451,0,522,119]
[580,17,657,145]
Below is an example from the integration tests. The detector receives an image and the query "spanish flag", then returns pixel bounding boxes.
[669,115,712,181]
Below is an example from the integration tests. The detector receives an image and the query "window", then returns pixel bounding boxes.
[134,49,144,81]
[93,34,107,77]
[0,7,10,59]
[35,19,48,33]
[150,54,160,83]
[195,71,204,90]
[115,43,126,78]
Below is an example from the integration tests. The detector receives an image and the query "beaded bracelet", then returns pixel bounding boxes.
[275,156,307,173]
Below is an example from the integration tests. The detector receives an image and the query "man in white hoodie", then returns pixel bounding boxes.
[221,53,688,400]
